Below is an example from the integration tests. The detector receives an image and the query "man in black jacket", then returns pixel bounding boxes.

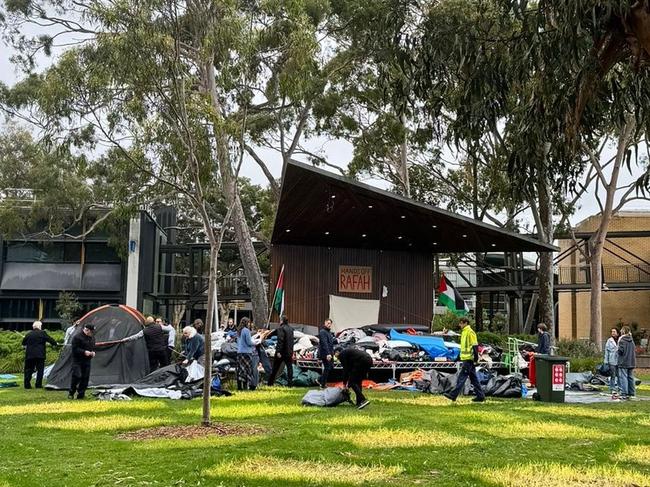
[617,325,637,399]
[267,316,294,386]
[22,321,58,389]
[318,319,336,388]
[69,324,96,399]
[143,316,170,370]
[335,346,372,409]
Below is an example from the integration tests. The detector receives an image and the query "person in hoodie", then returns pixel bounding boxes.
[604,327,620,395]
[617,325,636,400]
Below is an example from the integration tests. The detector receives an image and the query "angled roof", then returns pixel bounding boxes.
[271,160,557,253]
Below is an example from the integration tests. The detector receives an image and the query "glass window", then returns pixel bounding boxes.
[84,243,121,263]
[5,242,64,262]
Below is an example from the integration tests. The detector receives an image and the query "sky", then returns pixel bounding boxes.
[2,34,650,230]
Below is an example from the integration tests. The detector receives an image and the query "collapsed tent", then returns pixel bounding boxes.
[388,329,459,360]
[46,304,150,389]
[302,387,353,407]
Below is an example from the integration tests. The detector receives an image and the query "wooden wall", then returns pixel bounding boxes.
[270,244,434,327]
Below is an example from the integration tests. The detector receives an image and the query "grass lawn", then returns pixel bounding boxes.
[1,379,649,487]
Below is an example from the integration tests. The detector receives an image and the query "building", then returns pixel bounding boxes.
[0,211,164,330]
[557,211,650,341]
[269,161,555,329]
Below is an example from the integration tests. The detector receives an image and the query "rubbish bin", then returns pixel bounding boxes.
[534,355,569,403]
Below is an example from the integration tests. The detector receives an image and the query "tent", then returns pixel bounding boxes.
[46,304,150,389]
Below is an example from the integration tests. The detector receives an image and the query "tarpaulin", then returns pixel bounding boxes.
[329,295,380,332]
[388,330,458,360]
[302,387,353,407]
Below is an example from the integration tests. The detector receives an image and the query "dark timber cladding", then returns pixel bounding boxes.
[271,245,433,325]
[270,160,557,327]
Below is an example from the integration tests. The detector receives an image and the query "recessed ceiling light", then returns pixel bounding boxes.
[432,225,437,229]
[433,242,438,245]
[368,205,373,209]
[324,231,330,235]
[401,215,406,219]
[397,236,403,240]
[331,195,336,199]
[491,243,496,247]
[408,243,412,247]
[285,229,291,233]
[462,234,467,238]
[362,234,367,237]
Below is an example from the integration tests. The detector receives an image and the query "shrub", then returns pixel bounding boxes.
[555,338,600,359]
[0,330,64,373]
[568,357,601,373]
[432,311,466,332]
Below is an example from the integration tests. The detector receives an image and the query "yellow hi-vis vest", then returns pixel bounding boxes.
[460,326,478,361]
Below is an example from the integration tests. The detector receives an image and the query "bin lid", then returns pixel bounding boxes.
[535,354,569,362]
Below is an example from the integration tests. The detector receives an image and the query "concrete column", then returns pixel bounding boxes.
[125,216,141,308]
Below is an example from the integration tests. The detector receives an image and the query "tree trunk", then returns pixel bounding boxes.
[202,245,218,426]
[588,244,603,348]
[537,169,555,334]
[399,112,410,197]
[203,60,270,327]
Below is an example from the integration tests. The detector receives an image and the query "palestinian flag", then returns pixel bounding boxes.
[272,265,285,316]
[437,275,469,316]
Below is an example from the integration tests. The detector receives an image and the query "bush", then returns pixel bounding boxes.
[477,332,507,347]
[569,357,601,373]
[555,338,600,359]
[0,330,64,373]
[432,311,466,332]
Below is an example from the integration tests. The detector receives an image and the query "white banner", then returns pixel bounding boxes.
[329,295,380,332]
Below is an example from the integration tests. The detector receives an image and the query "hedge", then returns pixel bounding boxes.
[0,330,64,373]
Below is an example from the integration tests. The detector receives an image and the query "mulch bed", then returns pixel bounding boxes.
[116,423,266,441]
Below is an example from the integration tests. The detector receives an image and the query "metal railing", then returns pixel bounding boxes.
[557,264,650,285]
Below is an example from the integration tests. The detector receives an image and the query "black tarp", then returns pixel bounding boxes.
[46,305,150,389]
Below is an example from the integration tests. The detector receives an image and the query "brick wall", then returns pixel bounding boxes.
[558,213,650,340]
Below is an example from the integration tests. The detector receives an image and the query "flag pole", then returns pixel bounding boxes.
[266,265,284,329]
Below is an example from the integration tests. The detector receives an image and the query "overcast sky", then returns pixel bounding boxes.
[2,37,650,231]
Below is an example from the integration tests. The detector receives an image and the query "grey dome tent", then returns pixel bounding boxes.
[46,304,150,389]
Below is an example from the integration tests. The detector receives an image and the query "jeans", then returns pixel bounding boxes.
[618,368,635,397]
[319,357,334,387]
[608,365,618,393]
[449,360,485,400]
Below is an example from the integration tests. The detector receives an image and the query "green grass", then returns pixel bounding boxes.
[0,380,649,487]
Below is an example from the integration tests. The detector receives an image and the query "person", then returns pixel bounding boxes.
[253,327,272,378]
[193,318,205,335]
[444,317,485,403]
[536,323,551,355]
[617,325,636,400]
[64,319,81,345]
[157,317,176,363]
[335,346,372,409]
[69,324,96,399]
[236,317,255,390]
[143,316,171,370]
[318,318,336,388]
[267,316,294,386]
[182,325,205,365]
[22,320,58,389]
[224,318,236,333]
[604,327,620,396]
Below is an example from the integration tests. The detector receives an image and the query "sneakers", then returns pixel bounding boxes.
[443,393,456,402]
[357,400,370,410]
[472,396,485,403]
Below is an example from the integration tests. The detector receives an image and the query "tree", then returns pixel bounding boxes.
[1,0,332,424]
[55,291,81,328]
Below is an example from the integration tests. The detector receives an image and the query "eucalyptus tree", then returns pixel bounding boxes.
[1,0,326,422]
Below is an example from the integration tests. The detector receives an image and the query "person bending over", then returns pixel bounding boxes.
[335,346,372,410]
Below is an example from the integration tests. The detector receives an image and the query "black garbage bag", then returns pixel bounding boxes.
[483,375,522,398]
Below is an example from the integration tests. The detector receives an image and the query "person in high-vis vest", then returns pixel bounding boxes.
[444,317,485,402]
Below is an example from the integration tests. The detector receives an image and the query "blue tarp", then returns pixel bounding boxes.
[388,330,459,361]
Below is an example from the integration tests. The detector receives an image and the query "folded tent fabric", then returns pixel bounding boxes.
[388,329,458,360]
